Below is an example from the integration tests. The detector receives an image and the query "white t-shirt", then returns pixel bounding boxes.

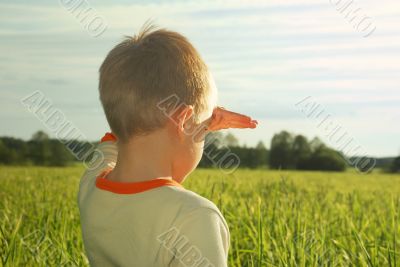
[78,139,230,267]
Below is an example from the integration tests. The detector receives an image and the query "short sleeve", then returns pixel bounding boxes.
[159,208,230,267]
[80,133,118,183]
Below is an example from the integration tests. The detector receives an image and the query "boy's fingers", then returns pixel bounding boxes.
[209,119,258,130]
[206,107,258,131]
[226,119,258,128]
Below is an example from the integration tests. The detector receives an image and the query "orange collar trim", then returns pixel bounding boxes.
[95,169,183,194]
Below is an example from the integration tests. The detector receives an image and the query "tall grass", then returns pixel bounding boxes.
[0,166,399,266]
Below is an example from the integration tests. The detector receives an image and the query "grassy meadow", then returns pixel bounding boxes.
[0,166,399,266]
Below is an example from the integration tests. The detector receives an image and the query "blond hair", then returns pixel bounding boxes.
[99,23,214,142]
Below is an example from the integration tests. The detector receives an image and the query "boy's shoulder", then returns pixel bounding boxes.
[162,185,229,230]
[164,185,220,213]
[160,186,226,223]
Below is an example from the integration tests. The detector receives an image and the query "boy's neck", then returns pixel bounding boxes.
[108,129,173,183]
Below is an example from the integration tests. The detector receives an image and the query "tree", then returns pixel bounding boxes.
[48,140,74,166]
[389,156,400,173]
[0,137,28,165]
[27,139,51,165]
[253,141,268,168]
[223,133,239,147]
[309,137,324,151]
[250,146,268,168]
[229,143,268,169]
[302,146,346,171]
[292,135,311,169]
[31,130,49,141]
[269,131,294,169]
[256,141,266,150]
[0,140,10,164]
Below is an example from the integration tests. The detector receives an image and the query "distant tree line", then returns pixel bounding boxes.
[198,132,268,170]
[269,131,347,171]
[200,131,347,171]
[200,131,399,173]
[0,131,75,166]
[0,130,399,173]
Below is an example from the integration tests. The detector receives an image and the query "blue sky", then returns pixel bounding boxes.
[1,0,399,157]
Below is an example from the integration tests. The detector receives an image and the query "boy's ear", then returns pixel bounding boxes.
[174,105,194,138]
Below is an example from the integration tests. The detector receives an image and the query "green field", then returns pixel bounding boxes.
[0,166,399,266]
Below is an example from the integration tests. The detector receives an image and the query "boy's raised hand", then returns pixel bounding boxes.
[205,107,258,132]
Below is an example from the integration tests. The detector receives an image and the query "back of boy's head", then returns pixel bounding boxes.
[99,23,215,143]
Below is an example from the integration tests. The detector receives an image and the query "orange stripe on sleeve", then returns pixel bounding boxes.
[101,132,117,143]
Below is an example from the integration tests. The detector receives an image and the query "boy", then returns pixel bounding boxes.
[78,24,257,267]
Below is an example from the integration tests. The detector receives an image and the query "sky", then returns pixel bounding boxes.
[1,0,399,157]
